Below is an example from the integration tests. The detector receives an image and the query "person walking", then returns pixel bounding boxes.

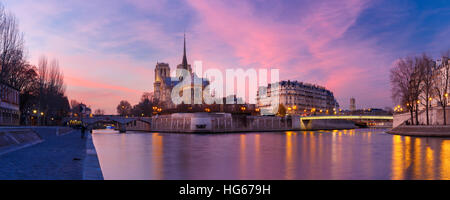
[81,125,86,139]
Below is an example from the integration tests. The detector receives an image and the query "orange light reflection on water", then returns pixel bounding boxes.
[391,135,450,180]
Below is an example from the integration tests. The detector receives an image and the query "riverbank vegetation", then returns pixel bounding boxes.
[390,50,450,125]
[0,3,70,125]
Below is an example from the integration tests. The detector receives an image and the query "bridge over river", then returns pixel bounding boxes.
[300,115,393,128]
[63,115,151,132]
[63,114,392,133]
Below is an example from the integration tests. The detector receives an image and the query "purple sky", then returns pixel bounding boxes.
[5,0,450,114]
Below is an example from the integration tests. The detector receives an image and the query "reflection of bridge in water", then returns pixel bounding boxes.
[63,116,151,132]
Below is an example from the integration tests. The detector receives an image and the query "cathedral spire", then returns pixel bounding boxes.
[182,32,188,68]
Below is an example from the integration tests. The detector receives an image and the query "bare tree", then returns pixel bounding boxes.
[433,51,450,125]
[94,109,105,116]
[0,4,25,83]
[390,57,417,125]
[36,56,69,124]
[410,59,423,125]
[418,54,435,125]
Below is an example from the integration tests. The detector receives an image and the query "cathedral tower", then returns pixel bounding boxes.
[177,33,192,74]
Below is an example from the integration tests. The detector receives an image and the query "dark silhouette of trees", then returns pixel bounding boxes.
[391,51,450,126]
[94,109,105,116]
[117,100,132,116]
[0,4,25,85]
[0,3,71,125]
[35,56,70,124]
[133,93,154,117]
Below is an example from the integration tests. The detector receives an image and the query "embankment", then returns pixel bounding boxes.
[0,126,103,180]
[0,128,42,156]
[387,125,450,137]
[83,133,103,180]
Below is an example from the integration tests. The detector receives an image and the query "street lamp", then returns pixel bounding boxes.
[33,110,37,114]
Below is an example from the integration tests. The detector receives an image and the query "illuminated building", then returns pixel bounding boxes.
[256,80,339,115]
[153,34,209,109]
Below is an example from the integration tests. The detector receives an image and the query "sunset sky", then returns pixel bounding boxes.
[4,0,450,114]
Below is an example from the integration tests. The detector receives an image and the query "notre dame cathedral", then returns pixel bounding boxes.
[153,34,209,110]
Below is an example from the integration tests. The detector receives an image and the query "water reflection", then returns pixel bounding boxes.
[391,135,450,180]
[93,129,450,180]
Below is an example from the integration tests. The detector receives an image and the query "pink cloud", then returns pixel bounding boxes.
[186,0,393,108]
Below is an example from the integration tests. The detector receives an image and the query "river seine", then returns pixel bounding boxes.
[92,129,450,180]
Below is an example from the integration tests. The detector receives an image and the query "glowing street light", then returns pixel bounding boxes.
[40,112,44,116]
[33,110,37,114]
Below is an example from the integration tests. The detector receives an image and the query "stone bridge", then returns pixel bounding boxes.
[63,116,152,132]
[300,115,393,128]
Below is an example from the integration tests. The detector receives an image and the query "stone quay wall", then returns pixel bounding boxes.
[151,113,356,133]
[388,125,450,137]
[394,107,450,128]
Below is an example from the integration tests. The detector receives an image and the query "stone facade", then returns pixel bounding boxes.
[256,80,339,115]
[0,82,20,125]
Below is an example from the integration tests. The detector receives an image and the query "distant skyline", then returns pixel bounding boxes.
[5,0,450,114]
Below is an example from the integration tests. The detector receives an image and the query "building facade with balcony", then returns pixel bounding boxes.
[257,80,339,115]
[0,82,20,125]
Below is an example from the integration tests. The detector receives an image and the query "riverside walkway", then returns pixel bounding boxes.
[0,127,88,180]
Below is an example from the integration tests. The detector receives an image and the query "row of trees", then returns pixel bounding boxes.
[117,92,154,117]
[390,51,450,125]
[0,3,70,125]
